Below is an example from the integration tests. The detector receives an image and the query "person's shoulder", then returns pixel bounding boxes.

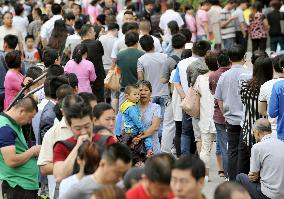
[149,102,161,111]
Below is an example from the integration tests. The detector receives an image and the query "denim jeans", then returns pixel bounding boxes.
[226,123,250,181]
[223,38,235,49]
[152,95,169,139]
[236,173,270,199]
[270,35,284,52]
[215,123,229,178]
[181,111,196,155]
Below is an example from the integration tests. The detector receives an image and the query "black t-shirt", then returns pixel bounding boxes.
[267,10,282,37]
[81,39,105,87]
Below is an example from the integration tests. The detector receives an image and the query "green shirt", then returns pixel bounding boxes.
[117,48,144,89]
[0,114,39,190]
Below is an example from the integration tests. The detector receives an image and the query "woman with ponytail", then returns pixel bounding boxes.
[64,43,96,93]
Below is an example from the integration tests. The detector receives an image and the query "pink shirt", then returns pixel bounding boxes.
[185,14,197,42]
[196,9,209,36]
[4,70,24,109]
[64,59,96,93]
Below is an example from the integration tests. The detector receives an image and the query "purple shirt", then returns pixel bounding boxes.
[209,67,230,124]
[64,59,96,93]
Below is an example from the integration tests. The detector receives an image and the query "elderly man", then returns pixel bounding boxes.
[236,118,284,199]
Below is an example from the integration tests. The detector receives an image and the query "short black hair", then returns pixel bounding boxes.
[62,73,78,89]
[42,48,59,68]
[251,50,268,65]
[4,34,18,49]
[214,181,248,199]
[173,155,205,182]
[205,50,219,71]
[184,4,194,11]
[96,14,106,25]
[64,12,75,21]
[74,19,83,30]
[125,31,139,47]
[47,76,69,99]
[122,23,129,34]
[52,3,62,15]
[26,67,43,80]
[126,22,139,32]
[192,41,211,57]
[62,95,92,125]
[273,54,284,73]
[14,97,38,113]
[5,50,21,69]
[47,64,64,77]
[93,102,114,119]
[108,23,119,31]
[25,35,34,42]
[167,20,179,35]
[56,84,74,100]
[14,3,24,16]
[125,84,139,95]
[228,45,246,62]
[102,143,132,165]
[79,92,97,106]
[181,49,192,59]
[79,24,93,37]
[144,153,175,184]
[124,10,134,16]
[217,50,231,67]
[139,35,154,52]
[172,33,187,49]
[179,28,192,43]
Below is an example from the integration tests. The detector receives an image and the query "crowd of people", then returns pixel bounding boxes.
[0,0,284,199]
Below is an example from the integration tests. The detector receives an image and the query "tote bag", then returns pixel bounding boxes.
[180,86,200,118]
[104,65,121,91]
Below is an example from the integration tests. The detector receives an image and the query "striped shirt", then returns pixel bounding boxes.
[220,8,236,40]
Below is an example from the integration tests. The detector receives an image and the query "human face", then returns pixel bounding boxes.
[3,13,13,27]
[145,4,154,13]
[87,27,96,40]
[171,169,204,199]
[144,178,171,199]
[101,159,131,184]
[19,109,37,125]
[72,5,81,16]
[26,38,34,49]
[139,85,151,103]
[127,88,140,103]
[123,14,135,23]
[93,109,116,132]
[69,116,93,138]
[45,4,52,17]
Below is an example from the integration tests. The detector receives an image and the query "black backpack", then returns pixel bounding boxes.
[170,55,181,69]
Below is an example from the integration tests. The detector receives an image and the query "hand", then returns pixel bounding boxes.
[132,136,141,145]
[146,149,153,157]
[31,145,41,157]
[23,77,33,87]
[230,16,237,21]
[248,172,259,182]
[76,134,91,147]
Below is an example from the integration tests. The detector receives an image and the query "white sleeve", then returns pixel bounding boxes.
[40,24,48,39]
[111,40,119,59]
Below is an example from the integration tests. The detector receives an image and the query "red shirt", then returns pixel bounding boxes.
[53,135,117,162]
[126,183,174,199]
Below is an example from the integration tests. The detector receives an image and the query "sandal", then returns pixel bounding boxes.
[218,171,225,178]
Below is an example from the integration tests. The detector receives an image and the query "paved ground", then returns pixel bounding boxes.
[202,144,224,199]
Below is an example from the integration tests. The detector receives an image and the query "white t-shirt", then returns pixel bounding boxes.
[12,15,29,39]
[159,9,184,31]
[259,78,284,133]
[170,69,182,121]
[65,33,82,56]
[99,34,118,70]
[40,15,63,40]
[0,26,22,51]
[59,174,80,198]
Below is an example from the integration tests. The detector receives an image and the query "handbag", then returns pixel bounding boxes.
[180,86,200,118]
[104,65,121,91]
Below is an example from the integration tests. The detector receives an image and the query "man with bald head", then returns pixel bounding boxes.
[236,118,284,199]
